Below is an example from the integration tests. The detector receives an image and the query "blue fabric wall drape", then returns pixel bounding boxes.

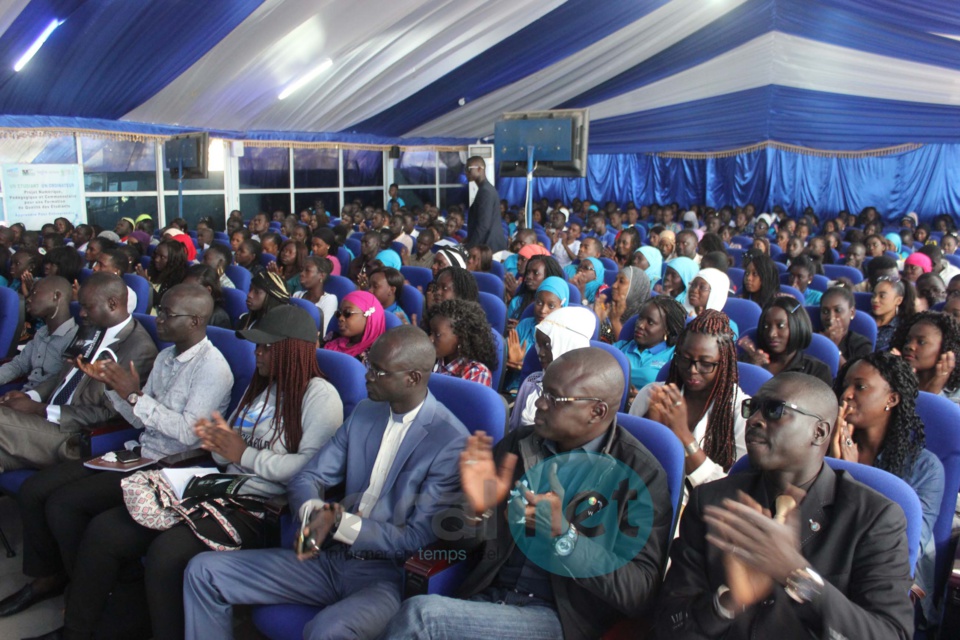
[497,144,960,222]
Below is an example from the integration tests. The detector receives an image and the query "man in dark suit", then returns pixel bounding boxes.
[655,372,914,639]
[0,272,157,471]
[466,156,507,253]
[383,347,673,640]
[183,326,470,639]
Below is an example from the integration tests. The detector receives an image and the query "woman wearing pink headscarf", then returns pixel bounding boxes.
[322,290,386,362]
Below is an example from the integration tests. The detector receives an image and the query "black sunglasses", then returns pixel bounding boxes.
[741,398,824,422]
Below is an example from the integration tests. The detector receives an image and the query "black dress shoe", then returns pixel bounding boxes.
[22,626,63,640]
[0,583,65,617]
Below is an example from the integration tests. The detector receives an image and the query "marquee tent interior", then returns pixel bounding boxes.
[0,0,959,221]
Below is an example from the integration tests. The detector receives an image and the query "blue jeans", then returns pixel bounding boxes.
[382,589,563,639]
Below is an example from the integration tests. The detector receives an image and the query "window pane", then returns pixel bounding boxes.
[341,189,383,210]
[162,139,225,190]
[440,186,469,211]
[86,196,158,231]
[293,148,338,189]
[239,147,290,189]
[163,195,225,230]
[294,192,341,218]
[342,149,382,188]
[397,187,436,210]
[81,137,157,192]
[240,193,290,219]
[439,151,467,184]
[0,136,77,170]
[396,151,435,186]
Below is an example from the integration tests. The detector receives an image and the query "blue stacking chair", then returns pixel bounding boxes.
[472,271,504,299]
[779,284,804,301]
[122,273,152,315]
[478,292,506,335]
[289,297,321,332]
[488,261,505,278]
[398,284,424,325]
[206,325,256,416]
[853,291,874,313]
[213,231,229,245]
[78,267,94,284]
[400,266,433,292]
[599,257,619,287]
[251,374,506,640]
[384,312,402,330]
[315,348,367,418]
[722,298,762,335]
[805,306,877,350]
[588,340,630,411]
[336,247,351,274]
[133,313,174,351]
[489,328,505,392]
[730,456,923,575]
[0,287,22,358]
[727,267,745,294]
[221,288,248,327]
[224,265,252,294]
[260,253,277,268]
[323,275,357,303]
[823,263,864,284]
[727,248,745,267]
[944,254,960,270]
[773,261,788,274]
[344,238,362,257]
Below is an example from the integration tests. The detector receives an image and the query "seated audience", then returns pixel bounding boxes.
[348,231,383,287]
[293,256,337,333]
[903,252,932,284]
[871,277,916,351]
[94,247,139,314]
[310,227,342,276]
[383,347,672,639]
[234,238,266,279]
[561,236,602,280]
[632,245,663,286]
[819,286,871,367]
[891,310,960,402]
[595,266,651,342]
[202,243,235,290]
[431,246,467,279]
[570,256,607,305]
[41,247,82,285]
[660,256,699,307]
[425,299,497,387]
[788,255,822,305]
[183,327,468,640]
[741,250,780,308]
[507,254,563,320]
[686,268,739,335]
[428,265,480,310]
[138,239,189,307]
[0,277,77,391]
[466,244,493,273]
[631,310,748,497]
[322,290,385,363]
[182,264,232,329]
[551,222,580,269]
[368,267,409,324]
[944,289,960,322]
[615,296,687,394]
[656,372,914,639]
[406,228,436,269]
[914,272,946,311]
[268,239,306,293]
[739,297,832,385]
[237,271,290,331]
[9,249,40,292]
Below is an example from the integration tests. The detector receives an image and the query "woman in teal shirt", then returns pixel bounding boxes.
[505,276,569,393]
[614,296,687,398]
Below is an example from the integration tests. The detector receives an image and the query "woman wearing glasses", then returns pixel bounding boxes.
[629,310,748,497]
[832,351,944,620]
[738,297,833,386]
[322,290,386,363]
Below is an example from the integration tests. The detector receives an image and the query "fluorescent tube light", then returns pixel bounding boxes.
[278,59,333,100]
[14,19,63,72]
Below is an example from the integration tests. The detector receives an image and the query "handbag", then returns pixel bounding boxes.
[121,470,269,552]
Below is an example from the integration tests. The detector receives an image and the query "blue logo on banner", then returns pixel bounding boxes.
[506,451,653,578]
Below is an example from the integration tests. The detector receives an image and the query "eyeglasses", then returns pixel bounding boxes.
[365,362,414,379]
[156,308,197,321]
[741,398,824,422]
[466,166,482,173]
[674,353,719,373]
[541,391,603,408]
[334,309,362,319]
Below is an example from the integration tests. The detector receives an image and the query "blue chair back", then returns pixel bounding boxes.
[398,284,424,325]
[472,271,504,299]
[727,248,745,267]
[730,456,922,575]
[489,329,505,392]
[428,373,505,443]
[740,328,838,380]
[0,288,21,358]
[315,348,367,418]
[391,241,406,255]
[722,298,762,335]
[400,266,433,292]
[565,282,582,306]
[384,312,402,330]
[805,306,877,350]
[779,272,829,293]
[768,243,783,258]
[289,297,321,332]
[736,361,773,396]
[726,267,745,294]
[344,237,362,257]
[488,261,505,278]
[324,275,357,303]
[773,261,788,274]
[944,253,960,270]
[140,255,151,272]
[206,325,256,416]
[534,229,551,250]
[122,273,152,315]
[221,288,248,326]
[478,292,506,335]
[779,284,804,301]
[732,235,753,247]
[224,265,252,293]
[599,257,619,275]
[78,267,94,284]
[260,253,277,268]
[619,314,639,342]
[915,391,960,601]
[133,313,174,351]
[336,247,351,274]
[854,291,873,313]
[213,231,229,244]
[590,340,631,411]
[616,413,686,537]
[823,263,864,284]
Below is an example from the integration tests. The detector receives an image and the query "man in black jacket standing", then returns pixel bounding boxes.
[655,372,913,640]
[383,347,672,639]
[465,156,507,253]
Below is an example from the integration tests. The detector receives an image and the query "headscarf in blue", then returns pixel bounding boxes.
[374,249,402,270]
[665,257,699,305]
[537,276,569,307]
[637,246,663,285]
[582,257,605,303]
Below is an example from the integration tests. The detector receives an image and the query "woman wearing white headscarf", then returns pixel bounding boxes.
[686,267,739,337]
[507,307,597,431]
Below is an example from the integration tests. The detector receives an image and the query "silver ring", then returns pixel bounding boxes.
[674,401,683,406]
[464,459,478,465]
[730,546,740,557]
[845,439,854,447]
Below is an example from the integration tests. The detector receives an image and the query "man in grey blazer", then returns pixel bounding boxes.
[183,326,470,640]
[466,156,507,253]
[0,272,157,471]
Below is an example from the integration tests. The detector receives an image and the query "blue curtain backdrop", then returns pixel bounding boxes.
[497,144,960,223]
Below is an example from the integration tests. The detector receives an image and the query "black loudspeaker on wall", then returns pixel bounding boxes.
[389,145,401,159]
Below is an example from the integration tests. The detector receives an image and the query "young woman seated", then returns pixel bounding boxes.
[740,250,780,309]
[570,256,609,305]
[614,295,687,397]
[236,271,290,331]
[425,299,498,387]
[368,266,409,324]
[266,239,307,293]
[182,264,232,329]
[657,256,698,308]
[819,285,871,367]
[891,310,960,403]
[871,276,916,352]
[594,266,651,343]
[293,256,337,333]
[738,296,833,386]
[322,290,386,363]
[136,239,188,308]
[506,253,564,320]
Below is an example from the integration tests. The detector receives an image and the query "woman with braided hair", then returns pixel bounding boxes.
[833,351,944,616]
[891,310,960,403]
[425,299,498,387]
[629,309,748,499]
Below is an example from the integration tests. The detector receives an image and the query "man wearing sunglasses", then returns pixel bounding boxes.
[656,372,914,639]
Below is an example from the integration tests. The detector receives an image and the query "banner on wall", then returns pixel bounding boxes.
[0,164,85,229]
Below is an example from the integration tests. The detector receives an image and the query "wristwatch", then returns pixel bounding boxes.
[554,523,579,557]
[785,566,824,604]
[126,391,142,406]
[713,585,743,620]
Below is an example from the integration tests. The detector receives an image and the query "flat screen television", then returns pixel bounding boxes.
[164,132,209,180]
[496,109,589,178]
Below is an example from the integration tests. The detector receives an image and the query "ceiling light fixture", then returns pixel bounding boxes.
[14,18,63,72]
[278,58,333,100]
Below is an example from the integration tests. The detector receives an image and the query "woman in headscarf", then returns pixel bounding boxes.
[506,254,564,320]
[431,246,467,279]
[632,245,663,286]
[237,271,290,330]
[595,266,651,343]
[508,306,597,431]
[658,230,677,261]
[686,267,739,336]
[373,249,402,271]
[659,256,699,306]
[885,232,907,259]
[322,290,386,363]
[506,277,569,392]
[571,256,608,304]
